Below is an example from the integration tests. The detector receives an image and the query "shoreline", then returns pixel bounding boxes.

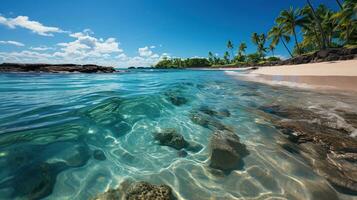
[226,59,357,93]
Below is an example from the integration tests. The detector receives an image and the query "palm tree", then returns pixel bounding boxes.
[306,0,328,49]
[238,42,247,56]
[251,32,260,55]
[269,44,276,57]
[251,33,260,46]
[333,0,357,45]
[268,25,293,58]
[223,51,230,64]
[276,7,303,55]
[208,51,214,65]
[300,5,322,50]
[318,5,337,47]
[258,33,267,58]
[227,40,234,61]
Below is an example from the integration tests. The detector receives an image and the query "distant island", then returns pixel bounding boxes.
[0,63,116,73]
[155,1,357,69]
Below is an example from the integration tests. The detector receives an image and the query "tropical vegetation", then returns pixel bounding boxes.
[155,0,356,68]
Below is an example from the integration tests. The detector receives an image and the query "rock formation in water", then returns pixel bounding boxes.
[153,128,188,150]
[209,130,249,171]
[260,104,357,194]
[153,128,203,152]
[198,106,231,118]
[93,181,176,200]
[0,63,116,73]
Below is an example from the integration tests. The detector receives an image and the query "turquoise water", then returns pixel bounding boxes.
[0,70,356,200]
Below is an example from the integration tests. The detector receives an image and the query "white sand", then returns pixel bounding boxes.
[252,60,357,76]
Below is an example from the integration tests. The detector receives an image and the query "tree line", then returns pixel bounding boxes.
[155,0,356,68]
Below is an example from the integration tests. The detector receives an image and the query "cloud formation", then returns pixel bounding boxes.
[30,46,53,51]
[0,40,24,47]
[0,15,169,67]
[0,15,64,36]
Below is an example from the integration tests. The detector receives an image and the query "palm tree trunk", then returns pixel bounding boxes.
[307,0,328,49]
[312,27,322,49]
[336,0,343,9]
[280,36,293,58]
[272,49,275,57]
[292,27,301,55]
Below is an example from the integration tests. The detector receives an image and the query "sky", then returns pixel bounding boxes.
[0,0,338,67]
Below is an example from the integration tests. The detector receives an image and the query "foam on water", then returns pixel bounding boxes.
[0,70,356,200]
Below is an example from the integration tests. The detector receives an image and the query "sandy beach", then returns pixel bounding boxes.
[230,59,357,92]
[252,60,357,76]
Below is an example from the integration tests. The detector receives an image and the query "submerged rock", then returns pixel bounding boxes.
[168,96,188,106]
[126,181,175,200]
[93,181,176,200]
[165,91,188,106]
[153,128,188,150]
[153,129,203,152]
[93,150,106,161]
[261,104,357,194]
[209,130,249,171]
[190,111,234,132]
[198,106,231,118]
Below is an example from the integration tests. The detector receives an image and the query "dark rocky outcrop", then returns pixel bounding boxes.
[93,180,176,200]
[0,63,116,73]
[153,128,203,152]
[209,130,249,171]
[260,104,357,194]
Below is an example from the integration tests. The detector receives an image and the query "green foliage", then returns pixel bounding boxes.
[267,56,281,62]
[155,57,211,68]
[246,53,262,63]
[155,1,357,68]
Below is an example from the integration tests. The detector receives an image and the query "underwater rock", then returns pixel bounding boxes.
[153,129,203,153]
[165,91,188,106]
[0,161,67,200]
[168,96,188,106]
[185,141,203,153]
[125,181,175,200]
[262,104,357,194]
[209,130,249,171]
[93,181,176,200]
[93,150,106,161]
[153,128,188,150]
[198,106,231,118]
[189,111,234,132]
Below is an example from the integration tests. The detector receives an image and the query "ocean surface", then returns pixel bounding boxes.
[0,69,356,200]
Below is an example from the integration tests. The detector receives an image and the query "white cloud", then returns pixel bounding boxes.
[30,46,53,51]
[138,46,153,57]
[54,30,123,60]
[0,15,64,36]
[0,22,170,67]
[0,40,24,47]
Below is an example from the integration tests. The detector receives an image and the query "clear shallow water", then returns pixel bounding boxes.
[0,70,356,200]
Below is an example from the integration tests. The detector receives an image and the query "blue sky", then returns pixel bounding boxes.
[0,0,337,67]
